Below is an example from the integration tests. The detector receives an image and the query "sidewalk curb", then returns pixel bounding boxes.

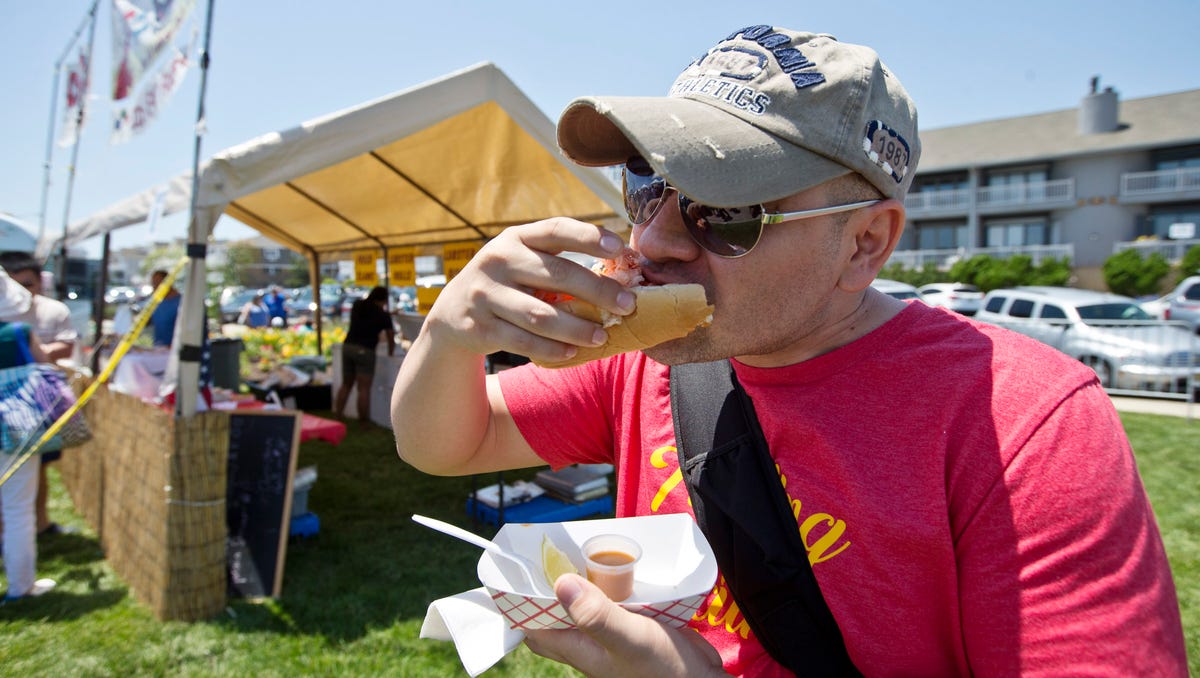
[1109,395,1195,420]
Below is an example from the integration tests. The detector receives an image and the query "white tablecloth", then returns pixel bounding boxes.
[330,343,405,428]
[104,349,171,400]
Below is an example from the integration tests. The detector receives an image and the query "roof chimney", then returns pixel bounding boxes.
[1079,76,1120,134]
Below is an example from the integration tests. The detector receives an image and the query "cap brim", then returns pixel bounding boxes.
[558,96,851,207]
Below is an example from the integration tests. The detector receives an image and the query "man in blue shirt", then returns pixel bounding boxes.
[149,269,181,347]
[264,285,288,325]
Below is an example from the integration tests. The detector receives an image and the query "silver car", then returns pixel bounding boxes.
[917,282,983,316]
[976,286,1200,394]
[1164,275,1200,333]
[870,278,924,301]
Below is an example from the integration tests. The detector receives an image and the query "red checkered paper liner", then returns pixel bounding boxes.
[488,588,709,630]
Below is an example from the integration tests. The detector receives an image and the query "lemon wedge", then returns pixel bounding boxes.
[541,534,579,588]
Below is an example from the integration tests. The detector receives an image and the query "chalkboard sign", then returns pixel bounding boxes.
[226,411,301,599]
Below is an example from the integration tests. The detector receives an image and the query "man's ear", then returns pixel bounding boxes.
[837,199,906,292]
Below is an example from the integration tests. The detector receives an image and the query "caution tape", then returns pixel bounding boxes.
[0,257,189,487]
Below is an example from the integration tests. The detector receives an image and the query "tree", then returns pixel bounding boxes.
[1103,249,1170,297]
[139,244,185,278]
[1178,245,1200,279]
[221,243,257,289]
[283,254,311,288]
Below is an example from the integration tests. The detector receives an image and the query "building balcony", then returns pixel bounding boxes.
[1113,238,1200,264]
[886,243,1075,271]
[903,188,972,215]
[1120,167,1200,204]
[905,179,1076,217]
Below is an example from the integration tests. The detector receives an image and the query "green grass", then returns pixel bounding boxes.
[0,412,1195,675]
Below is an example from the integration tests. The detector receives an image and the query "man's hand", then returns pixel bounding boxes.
[422,218,636,365]
[524,574,727,678]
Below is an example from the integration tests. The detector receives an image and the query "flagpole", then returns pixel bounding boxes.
[39,0,100,244]
[176,0,216,418]
[55,0,101,300]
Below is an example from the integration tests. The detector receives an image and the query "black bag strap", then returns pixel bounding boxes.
[671,360,859,676]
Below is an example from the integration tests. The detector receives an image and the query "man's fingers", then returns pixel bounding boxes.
[523,629,608,673]
[516,217,626,261]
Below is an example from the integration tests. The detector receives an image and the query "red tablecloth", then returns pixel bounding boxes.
[155,396,348,446]
[221,399,347,446]
[298,412,347,446]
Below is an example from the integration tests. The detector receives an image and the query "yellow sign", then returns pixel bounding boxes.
[354,249,380,286]
[416,285,442,314]
[442,241,481,282]
[388,247,416,286]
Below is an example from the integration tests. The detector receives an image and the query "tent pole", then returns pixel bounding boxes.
[309,249,322,355]
[55,1,99,300]
[90,231,111,374]
[176,0,217,418]
[40,0,98,242]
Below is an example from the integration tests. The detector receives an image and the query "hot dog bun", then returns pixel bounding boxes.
[533,283,713,368]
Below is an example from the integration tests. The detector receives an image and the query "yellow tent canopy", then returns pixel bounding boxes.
[51,62,625,415]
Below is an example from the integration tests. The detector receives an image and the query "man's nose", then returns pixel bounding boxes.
[631,192,703,263]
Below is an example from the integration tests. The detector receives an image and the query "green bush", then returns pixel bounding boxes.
[1029,256,1073,287]
[1179,245,1200,278]
[1103,249,1171,297]
[878,262,945,287]
[882,254,1074,293]
[947,254,995,289]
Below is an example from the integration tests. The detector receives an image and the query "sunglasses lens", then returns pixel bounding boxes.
[678,196,763,257]
[622,157,668,225]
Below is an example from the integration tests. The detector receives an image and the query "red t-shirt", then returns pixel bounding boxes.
[499,303,1186,676]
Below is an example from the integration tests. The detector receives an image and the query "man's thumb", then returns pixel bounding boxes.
[556,573,624,638]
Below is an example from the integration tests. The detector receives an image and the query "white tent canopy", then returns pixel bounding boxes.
[52,62,625,415]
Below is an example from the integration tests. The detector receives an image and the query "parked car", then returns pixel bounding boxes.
[219,288,264,324]
[104,285,138,305]
[870,278,924,301]
[917,282,983,316]
[284,284,344,320]
[976,286,1200,393]
[1163,275,1200,333]
[1138,292,1172,320]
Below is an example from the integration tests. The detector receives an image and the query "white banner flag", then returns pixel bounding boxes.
[110,45,191,145]
[110,0,195,101]
[57,47,91,147]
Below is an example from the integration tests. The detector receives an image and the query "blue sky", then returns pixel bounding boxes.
[2,1,1198,259]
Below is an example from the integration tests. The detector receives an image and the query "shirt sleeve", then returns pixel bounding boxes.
[956,381,1187,675]
[51,307,77,342]
[498,361,616,468]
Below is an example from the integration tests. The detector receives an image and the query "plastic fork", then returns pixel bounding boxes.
[411,514,550,596]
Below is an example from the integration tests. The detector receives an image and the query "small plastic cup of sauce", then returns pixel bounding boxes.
[581,534,642,601]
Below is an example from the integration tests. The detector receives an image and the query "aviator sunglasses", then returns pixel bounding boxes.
[622,156,881,258]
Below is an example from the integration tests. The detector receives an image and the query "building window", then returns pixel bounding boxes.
[915,221,969,249]
[913,172,969,192]
[263,248,281,262]
[984,216,1049,247]
[985,166,1049,186]
[1152,145,1200,171]
[1146,204,1200,239]
[983,165,1050,203]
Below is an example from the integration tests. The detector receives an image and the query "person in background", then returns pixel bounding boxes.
[148,269,181,347]
[0,253,78,537]
[238,293,269,328]
[264,285,288,325]
[335,285,394,426]
[391,26,1186,675]
[0,269,57,601]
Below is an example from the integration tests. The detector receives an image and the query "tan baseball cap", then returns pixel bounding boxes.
[557,26,920,207]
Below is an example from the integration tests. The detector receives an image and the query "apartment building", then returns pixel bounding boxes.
[897,80,1200,289]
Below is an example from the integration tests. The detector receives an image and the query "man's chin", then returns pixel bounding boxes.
[643,331,724,366]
